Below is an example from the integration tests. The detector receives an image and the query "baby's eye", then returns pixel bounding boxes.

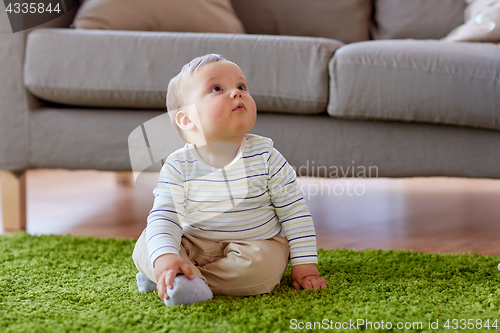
[237,84,247,91]
[211,86,222,93]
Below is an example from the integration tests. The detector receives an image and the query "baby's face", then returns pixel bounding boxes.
[183,60,257,145]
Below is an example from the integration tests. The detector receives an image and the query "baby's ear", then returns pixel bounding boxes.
[175,108,195,131]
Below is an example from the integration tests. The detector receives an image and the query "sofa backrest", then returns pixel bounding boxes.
[230,0,373,44]
[373,0,466,40]
[231,0,467,42]
[43,0,467,43]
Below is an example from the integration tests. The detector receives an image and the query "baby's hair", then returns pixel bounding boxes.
[166,53,227,142]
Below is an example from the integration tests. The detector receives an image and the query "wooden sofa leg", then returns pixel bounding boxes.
[115,171,134,187]
[0,170,27,232]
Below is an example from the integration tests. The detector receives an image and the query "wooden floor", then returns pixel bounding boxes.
[1,170,500,256]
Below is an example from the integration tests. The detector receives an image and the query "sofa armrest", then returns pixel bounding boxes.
[0,7,30,172]
[0,5,79,172]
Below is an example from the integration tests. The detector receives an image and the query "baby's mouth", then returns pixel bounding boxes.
[233,103,245,111]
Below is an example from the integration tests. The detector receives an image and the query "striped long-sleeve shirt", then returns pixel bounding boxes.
[146,133,318,267]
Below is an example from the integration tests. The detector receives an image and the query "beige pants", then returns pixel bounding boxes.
[133,229,290,296]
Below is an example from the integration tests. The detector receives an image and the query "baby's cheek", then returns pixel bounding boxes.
[249,99,257,114]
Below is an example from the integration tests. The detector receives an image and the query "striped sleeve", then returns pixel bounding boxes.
[146,156,185,267]
[267,143,318,266]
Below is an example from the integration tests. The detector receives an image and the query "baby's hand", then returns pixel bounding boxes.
[290,263,328,291]
[153,253,194,301]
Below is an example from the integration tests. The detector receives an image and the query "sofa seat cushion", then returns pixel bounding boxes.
[328,40,500,130]
[24,28,343,114]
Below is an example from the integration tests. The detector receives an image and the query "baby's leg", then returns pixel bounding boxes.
[132,229,159,292]
[136,272,212,306]
[136,272,157,293]
[196,236,290,296]
[163,275,213,306]
[132,229,213,305]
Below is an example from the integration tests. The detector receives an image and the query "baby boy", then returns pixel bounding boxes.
[132,54,327,306]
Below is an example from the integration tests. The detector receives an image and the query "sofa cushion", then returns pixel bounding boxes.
[73,0,245,34]
[24,28,343,114]
[374,0,466,40]
[328,40,500,130]
[230,0,372,44]
[443,0,500,43]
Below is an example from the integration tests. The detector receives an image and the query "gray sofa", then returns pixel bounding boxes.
[1,0,500,232]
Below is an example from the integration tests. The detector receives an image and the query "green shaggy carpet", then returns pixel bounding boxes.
[1,233,500,333]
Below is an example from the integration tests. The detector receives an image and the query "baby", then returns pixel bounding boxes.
[132,54,327,306]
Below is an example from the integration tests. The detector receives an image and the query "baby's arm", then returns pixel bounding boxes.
[266,143,327,290]
[291,264,327,290]
[146,157,186,300]
[154,254,194,301]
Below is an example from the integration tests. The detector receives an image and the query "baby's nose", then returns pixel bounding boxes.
[230,89,242,98]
